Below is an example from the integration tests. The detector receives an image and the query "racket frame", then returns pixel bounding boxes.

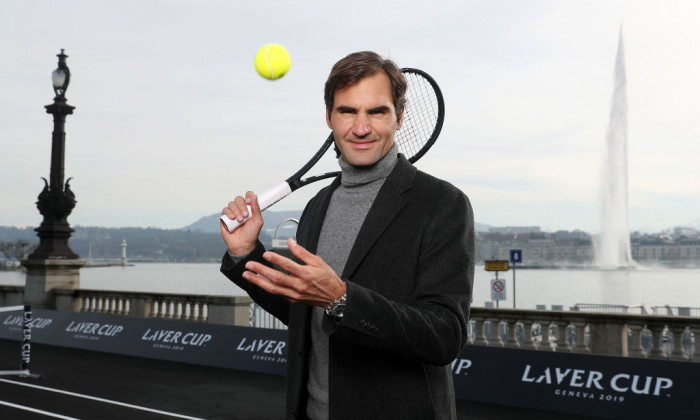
[220,68,444,233]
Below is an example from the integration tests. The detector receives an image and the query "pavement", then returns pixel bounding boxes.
[0,340,599,419]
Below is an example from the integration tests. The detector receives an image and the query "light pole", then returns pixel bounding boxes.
[28,49,79,260]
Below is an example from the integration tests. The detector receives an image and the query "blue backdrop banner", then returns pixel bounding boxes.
[26,309,287,376]
[452,345,698,419]
[7,309,697,418]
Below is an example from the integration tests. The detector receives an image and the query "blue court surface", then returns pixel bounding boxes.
[0,341,594,419]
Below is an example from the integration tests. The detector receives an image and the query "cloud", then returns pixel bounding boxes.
[1,0,698,233]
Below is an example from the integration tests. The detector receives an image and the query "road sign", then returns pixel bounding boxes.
[485,260,509,272]
[510,249,522,264]
[491,279,506,301]
[509,250,522,309]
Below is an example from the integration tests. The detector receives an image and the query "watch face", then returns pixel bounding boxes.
[327,302,345,318]
[326,294,346,318]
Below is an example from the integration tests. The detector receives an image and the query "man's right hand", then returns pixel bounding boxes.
[220,191,264,256]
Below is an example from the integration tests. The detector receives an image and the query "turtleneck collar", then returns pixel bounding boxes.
[338,144,398,187]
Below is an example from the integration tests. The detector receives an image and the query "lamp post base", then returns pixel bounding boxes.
[22,259,86,309]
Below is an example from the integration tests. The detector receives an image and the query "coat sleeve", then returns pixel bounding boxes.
[220,240,291,325]
[218,188,327,327]
[325,186,475,366]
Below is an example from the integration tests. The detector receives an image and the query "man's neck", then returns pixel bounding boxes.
[339,144,398,186]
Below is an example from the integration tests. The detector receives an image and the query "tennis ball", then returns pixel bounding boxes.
[254,44,291,80]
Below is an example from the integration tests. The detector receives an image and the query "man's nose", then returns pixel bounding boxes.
[353,114,371,137]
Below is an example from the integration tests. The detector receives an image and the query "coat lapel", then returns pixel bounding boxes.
[341,155,416,279]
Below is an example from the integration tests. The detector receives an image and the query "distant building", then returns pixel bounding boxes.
[476,226,700,267]
[488,226,541,234]
[476,229,594,266]
[0,258,21,269]
[630,228,700,265]
[679,239,700,260]
[674,227,700,238]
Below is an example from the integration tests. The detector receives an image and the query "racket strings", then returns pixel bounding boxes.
[396,73,441,159]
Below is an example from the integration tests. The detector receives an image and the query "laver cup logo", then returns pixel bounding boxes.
[3,314,53,329]
[141,328,212,351]
[66,321,125,341]
[451,358,472,375]
[236,336,287,363]
[521,364,674,401]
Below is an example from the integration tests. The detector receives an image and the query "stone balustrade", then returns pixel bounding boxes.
[1,285,697,361]
[51,288,253,327]
[468,307,699,362]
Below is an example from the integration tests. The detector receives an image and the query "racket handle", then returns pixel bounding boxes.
[220,182,293,233]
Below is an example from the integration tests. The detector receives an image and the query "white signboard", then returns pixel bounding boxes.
[491,279,506,301]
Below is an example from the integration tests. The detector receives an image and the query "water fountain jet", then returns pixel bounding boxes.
[597,27,634,269]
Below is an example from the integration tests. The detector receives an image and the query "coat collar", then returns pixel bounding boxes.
[341,154,416,279]
[303,154,416,277]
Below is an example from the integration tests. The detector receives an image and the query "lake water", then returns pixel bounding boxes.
[1,263,699,311]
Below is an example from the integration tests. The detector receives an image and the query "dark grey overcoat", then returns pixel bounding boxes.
[221,154,474,419]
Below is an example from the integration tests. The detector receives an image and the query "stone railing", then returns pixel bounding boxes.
[52,288,253,327]
[1,285,697,360]
[468,307,699,362]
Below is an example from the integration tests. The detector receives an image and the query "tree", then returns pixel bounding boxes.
[0,240,37,260]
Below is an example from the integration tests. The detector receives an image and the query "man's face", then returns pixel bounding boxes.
[326,72,403,167]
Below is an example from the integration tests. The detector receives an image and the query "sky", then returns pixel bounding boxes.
[1,0,699,234]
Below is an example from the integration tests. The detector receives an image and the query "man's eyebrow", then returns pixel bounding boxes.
[335,105,391,113]
[368,105,391,113]
[335,105,357,113]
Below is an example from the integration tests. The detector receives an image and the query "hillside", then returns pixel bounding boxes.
[0,210,302,263]
[184,210,303,234]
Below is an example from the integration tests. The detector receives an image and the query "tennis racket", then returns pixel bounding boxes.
[221,67,445,233]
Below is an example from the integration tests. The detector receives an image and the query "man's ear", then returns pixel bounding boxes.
[327,108,340,157]
[396,108,404,130]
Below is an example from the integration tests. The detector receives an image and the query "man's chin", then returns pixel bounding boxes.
[343,154,378,167]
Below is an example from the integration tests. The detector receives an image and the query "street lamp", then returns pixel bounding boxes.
[51,50,70,99]
[27,49,79,260]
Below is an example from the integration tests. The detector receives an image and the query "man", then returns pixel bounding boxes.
[220,51,474,419]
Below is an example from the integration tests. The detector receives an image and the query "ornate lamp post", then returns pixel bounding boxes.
[28,49,79,260]
[23,49,85,309]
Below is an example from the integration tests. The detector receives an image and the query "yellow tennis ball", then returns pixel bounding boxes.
[254,44,291,80]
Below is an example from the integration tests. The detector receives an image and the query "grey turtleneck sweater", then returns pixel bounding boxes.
[306,145,399,419]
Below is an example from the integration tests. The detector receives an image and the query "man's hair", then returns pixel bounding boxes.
[324,51,407,122]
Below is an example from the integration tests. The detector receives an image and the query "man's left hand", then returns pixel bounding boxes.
[242,238,346,308]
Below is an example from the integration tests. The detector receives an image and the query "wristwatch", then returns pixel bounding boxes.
[325,293,346,318]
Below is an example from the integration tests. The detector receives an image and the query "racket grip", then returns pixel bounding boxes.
[220,182,293,233]
[220,213,245,233]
